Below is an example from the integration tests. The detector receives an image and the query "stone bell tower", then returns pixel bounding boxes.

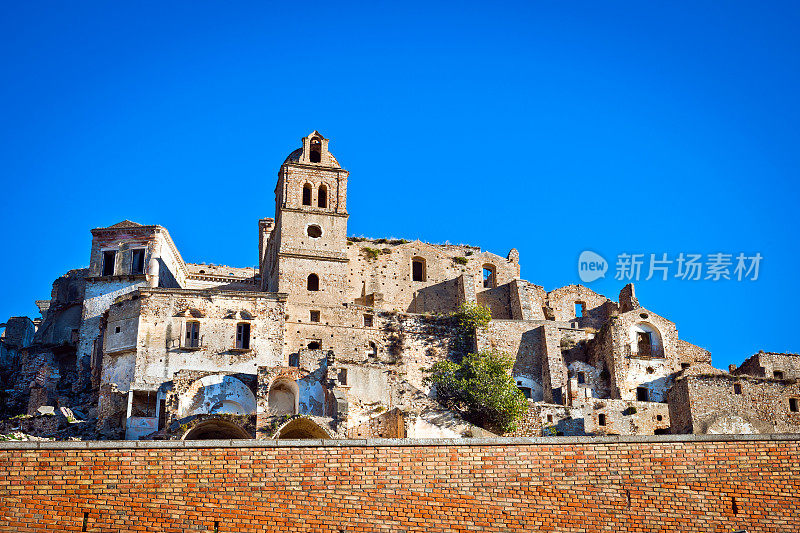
[262,131,350,315]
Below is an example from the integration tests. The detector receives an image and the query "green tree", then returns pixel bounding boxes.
[452,302,492,356]
[424,349,528,433]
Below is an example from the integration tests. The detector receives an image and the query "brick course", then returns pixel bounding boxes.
[1,435,798,532]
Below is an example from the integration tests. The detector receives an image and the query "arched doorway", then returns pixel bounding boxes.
[182,418,251,440]
[275,418,331,439]
[268,380,299,415]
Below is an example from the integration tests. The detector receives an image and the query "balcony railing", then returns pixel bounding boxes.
[626,344,665,359]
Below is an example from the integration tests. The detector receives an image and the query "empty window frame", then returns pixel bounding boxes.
[309,310,320,323]
[774,370,785,379]
[185,321,200,348]
[130,249,146,275]
[637,331,652,356]
[236,323,251,350]
[790,398,799,413]
[367,341,377,358]
[102,250,116,276]
[574,301,585,318]
[734,383,742,394]
[577,372,586,385]
[318,184,328,208]
[598,413,607,426]
[482,265,496,288]
[338,368,348,386]
[307,340,321,350]
[307,274,319,291]
[307,225,322,238]
[636,387,649,401]
[310,138,322,163]
[411,257,426,282]
[289,354,300,367]
[302,183,312,206]
[363,314,374,327]
[681,363,691,370]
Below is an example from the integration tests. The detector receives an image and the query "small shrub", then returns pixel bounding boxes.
[362,247,381,260]
[453,256,468,265]
[424,349,528,433]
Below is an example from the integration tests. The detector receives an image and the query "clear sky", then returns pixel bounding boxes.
[1,1,798,369]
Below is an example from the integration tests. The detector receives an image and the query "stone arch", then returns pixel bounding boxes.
[274,417,331,440]
[179,374,257,417]
[629,321,664,357]
[302,182,313,206]
[182,418,251,440]
[268,379,299,415]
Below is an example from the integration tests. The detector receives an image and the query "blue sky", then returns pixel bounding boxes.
[1,1,798,369]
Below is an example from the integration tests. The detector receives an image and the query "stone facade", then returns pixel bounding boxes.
[1,130,798,441]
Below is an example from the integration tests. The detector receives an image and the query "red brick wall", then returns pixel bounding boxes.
[1,436,798,532]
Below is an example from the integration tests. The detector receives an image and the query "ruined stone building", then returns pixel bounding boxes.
[1,131,798,441]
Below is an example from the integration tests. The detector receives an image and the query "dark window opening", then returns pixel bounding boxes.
[734,383,742,394]
[367,342,377,358]
[310,138,321,163]
[412,258,425,282]
[790,398,799,413]
[307,225,322,238]
[774,370,784,379]
[310,310,320,323]
[681,363,691,369]
[519,386,531,398]
[185,321,200,348]
[482,265,495,288]
[307,341,321,350]
[363,314,374,327]
[158,399,166,430]
[338,368,348,385]
[637,331,652,356]
[656,414,663,421]
[302,183,312,206]
[115,326,121,334]
[102,250,116,276]
[131,249,146,274]
[636,387,649,401]
[307,274,319,291]
[236,323,250,350]
[318,185,327,208]
[289,354,300,367]
[546,414,553,423]
[577,372,585,384]
[598,413,606,426]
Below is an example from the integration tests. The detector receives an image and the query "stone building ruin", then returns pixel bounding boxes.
[1,131,798,440]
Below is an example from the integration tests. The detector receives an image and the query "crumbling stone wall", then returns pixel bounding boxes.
[667,373,800,434]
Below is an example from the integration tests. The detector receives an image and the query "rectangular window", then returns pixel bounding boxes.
[338,368,348,385]
[681,363,691,369]
[363,314,373,327]
[185,321,200,348]
[236,323,250,350]
[574,302,584,318]
[577,372,586,384]
[637,332,651,356]
[790,398,799,413]
[546,414,553,423]
[102,250,116,276]
[519,387,532,399]
[774,370,784,380]
[636,387,649,401]
[598,413,606,426]
[734,383,742,395]
[412,259,425,282]
[131,249,146,275]
[289,354,300,367]
[310,310,320,323]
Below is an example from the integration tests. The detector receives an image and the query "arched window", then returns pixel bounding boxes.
[307,273,319,291]
[367,342,377,358]
[411,257,426,282]
[318,184,328,208]
[302,183,312,206]
[310,138,322,163]
[482,264,496,288]
[308,340,321,350]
